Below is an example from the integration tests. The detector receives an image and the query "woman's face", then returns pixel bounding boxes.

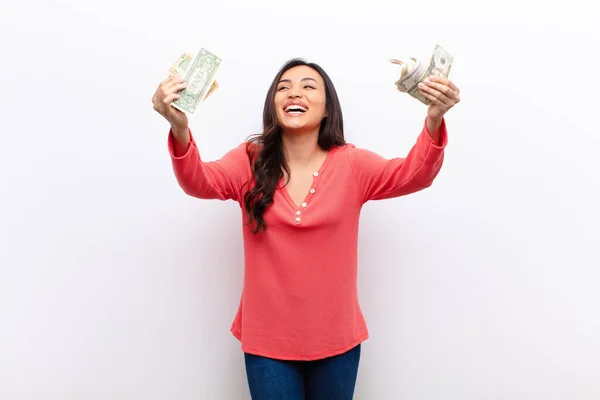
[274,65,328,134]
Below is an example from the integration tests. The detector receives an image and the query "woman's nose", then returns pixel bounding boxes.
[288,86,301,98]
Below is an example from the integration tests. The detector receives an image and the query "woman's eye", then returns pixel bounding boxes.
[277,86,288,91]
[304,85,315,89]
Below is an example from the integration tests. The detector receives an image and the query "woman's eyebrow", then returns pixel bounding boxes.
[278,77,319,84]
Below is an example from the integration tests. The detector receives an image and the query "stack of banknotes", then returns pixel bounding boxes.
[169,48,221,114]
[390,44,453,105]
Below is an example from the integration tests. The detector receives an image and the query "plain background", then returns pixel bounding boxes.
[1,0,599,398]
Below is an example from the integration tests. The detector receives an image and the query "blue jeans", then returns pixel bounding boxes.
[244,344,361,400]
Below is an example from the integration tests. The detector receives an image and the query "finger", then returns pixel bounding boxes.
[419,89,447,107]
[159,74,176,87]
[160,74,183,90]
[447,80,459,93]
[426,74,449,85]
[418,82,452,106]
[422,79,459,101]
[163,76,185,92]
[162,92,181,104]
[428,75,459,94]
[161,82,187,99]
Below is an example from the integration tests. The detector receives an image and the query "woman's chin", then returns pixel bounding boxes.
[280,120,321,134]
[282,126,316,136]
[282,122,305,131]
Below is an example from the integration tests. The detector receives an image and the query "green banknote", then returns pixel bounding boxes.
[169,52,218,102]
[172,48,222,114]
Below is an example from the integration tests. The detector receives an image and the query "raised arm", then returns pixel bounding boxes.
[168,128,251,202]
[348,117,448,203]
[152,74,251,203]
[348,74,460,202]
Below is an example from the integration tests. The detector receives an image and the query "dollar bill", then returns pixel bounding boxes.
[169,53,218,101]
[390,44,453,105]
[169,52,194,76]
[171,48,222,114]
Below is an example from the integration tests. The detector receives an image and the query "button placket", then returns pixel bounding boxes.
[293,170,320,225]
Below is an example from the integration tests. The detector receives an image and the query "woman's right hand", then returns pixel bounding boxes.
[152,75,189,133]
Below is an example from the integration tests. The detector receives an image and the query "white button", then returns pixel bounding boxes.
[296,211,301,215]
[295,217,301,223]
[313,172,319,177]
[301,202,307,207]
[310,188,316,194]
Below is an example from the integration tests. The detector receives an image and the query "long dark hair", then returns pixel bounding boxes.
[243,58,346,233]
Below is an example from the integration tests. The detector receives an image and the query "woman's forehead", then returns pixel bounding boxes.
[281,65,323,82]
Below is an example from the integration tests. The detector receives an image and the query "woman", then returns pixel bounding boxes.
[152,58,460,399]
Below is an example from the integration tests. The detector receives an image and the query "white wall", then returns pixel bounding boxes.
[1,0,599,398]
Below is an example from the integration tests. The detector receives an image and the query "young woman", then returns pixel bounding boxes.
[152,58,460,399]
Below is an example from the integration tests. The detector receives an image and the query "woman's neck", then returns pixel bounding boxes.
[281,129,326,168]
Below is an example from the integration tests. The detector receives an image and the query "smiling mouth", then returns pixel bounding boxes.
[284,105,308,114]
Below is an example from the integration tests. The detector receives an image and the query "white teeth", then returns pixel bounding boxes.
[285,105,307,113]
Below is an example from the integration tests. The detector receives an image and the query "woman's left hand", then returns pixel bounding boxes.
[418,75,461,120]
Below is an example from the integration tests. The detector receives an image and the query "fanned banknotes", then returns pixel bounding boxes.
[390,44,453,105]
[170,48,222,114]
